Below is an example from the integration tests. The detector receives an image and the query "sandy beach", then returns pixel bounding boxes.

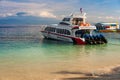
[0,66,120,80]
[60,66,120,80]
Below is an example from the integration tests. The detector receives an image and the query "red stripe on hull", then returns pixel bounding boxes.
[73,38,86,45]
[41,31,86,45]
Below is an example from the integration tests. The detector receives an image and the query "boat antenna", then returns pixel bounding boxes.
[83,13,87,24]
[80,8,83,14]
[80,8,87,24]
[70,13,74,17]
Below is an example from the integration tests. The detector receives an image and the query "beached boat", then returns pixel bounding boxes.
[95,22,119,32]
[41,12,107,45]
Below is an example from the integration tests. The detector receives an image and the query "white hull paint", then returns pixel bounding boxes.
[41,31,73,42]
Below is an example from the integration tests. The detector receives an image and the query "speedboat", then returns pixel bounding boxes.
[41,12,107,45]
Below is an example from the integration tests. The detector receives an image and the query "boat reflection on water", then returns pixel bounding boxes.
[40,38,108,57]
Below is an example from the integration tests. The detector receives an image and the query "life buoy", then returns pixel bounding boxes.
[80,23,84,26]
[80,23,91,26]
[86,23,90,26]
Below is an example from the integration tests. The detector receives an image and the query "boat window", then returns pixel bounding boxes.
[45,27,49,31]
[65,30,71,35]
[56,29,60,33]
[64,29,70,35]
[59,22,70,25]
[56,29,70,35]
[75,30,89,38]
[75,30,82,37]
[45,27,56,32]
[111,24,116,26]
[62,18,70,22]
[72,18,83,25]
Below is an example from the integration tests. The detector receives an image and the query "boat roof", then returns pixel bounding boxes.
[98,22,118,25]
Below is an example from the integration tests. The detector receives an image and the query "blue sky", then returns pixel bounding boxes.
[0,0,120,24]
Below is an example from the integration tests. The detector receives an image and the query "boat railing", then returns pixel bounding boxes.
[40,25,47,31]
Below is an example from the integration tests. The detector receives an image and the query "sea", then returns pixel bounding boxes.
[0,25,120,80]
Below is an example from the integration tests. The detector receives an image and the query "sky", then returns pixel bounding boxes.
[0,0,120,24]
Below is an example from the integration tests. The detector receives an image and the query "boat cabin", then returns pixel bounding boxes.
[67,15,95,38]
[60,17,84,26]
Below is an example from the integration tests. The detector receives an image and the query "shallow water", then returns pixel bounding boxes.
[0,26,120,80]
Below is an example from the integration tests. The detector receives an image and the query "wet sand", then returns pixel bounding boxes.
[60,66,120,80]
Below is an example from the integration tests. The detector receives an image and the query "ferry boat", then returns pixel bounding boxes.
[41,12,107,45]
[95,22,119,32]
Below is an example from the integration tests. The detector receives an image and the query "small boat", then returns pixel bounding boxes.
[95,22,119,32]
[41,11,107,45]
[116,29,120,33]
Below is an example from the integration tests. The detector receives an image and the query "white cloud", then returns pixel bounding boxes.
[0,13,15,17]
[0,0,77,19]
[98,16,102,19]
[105,16,114,19]
[0,0,120,23]
[26,11,57,18]
[99,16,119,20]
[39,11,56,18]
[0,0,57,18]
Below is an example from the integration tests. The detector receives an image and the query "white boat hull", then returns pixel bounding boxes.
[40,11,108,45]
[41,31,73,42]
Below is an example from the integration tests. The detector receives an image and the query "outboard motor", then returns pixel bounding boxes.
[95,35,101,44]
[84,34,94,45]
[99,34,108,43]
[84,34,107,45]
[92,35,97,44]
[89,35,97,45]
[84,34,90,44]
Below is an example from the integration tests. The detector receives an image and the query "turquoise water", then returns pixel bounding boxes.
[0,26,120,80]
